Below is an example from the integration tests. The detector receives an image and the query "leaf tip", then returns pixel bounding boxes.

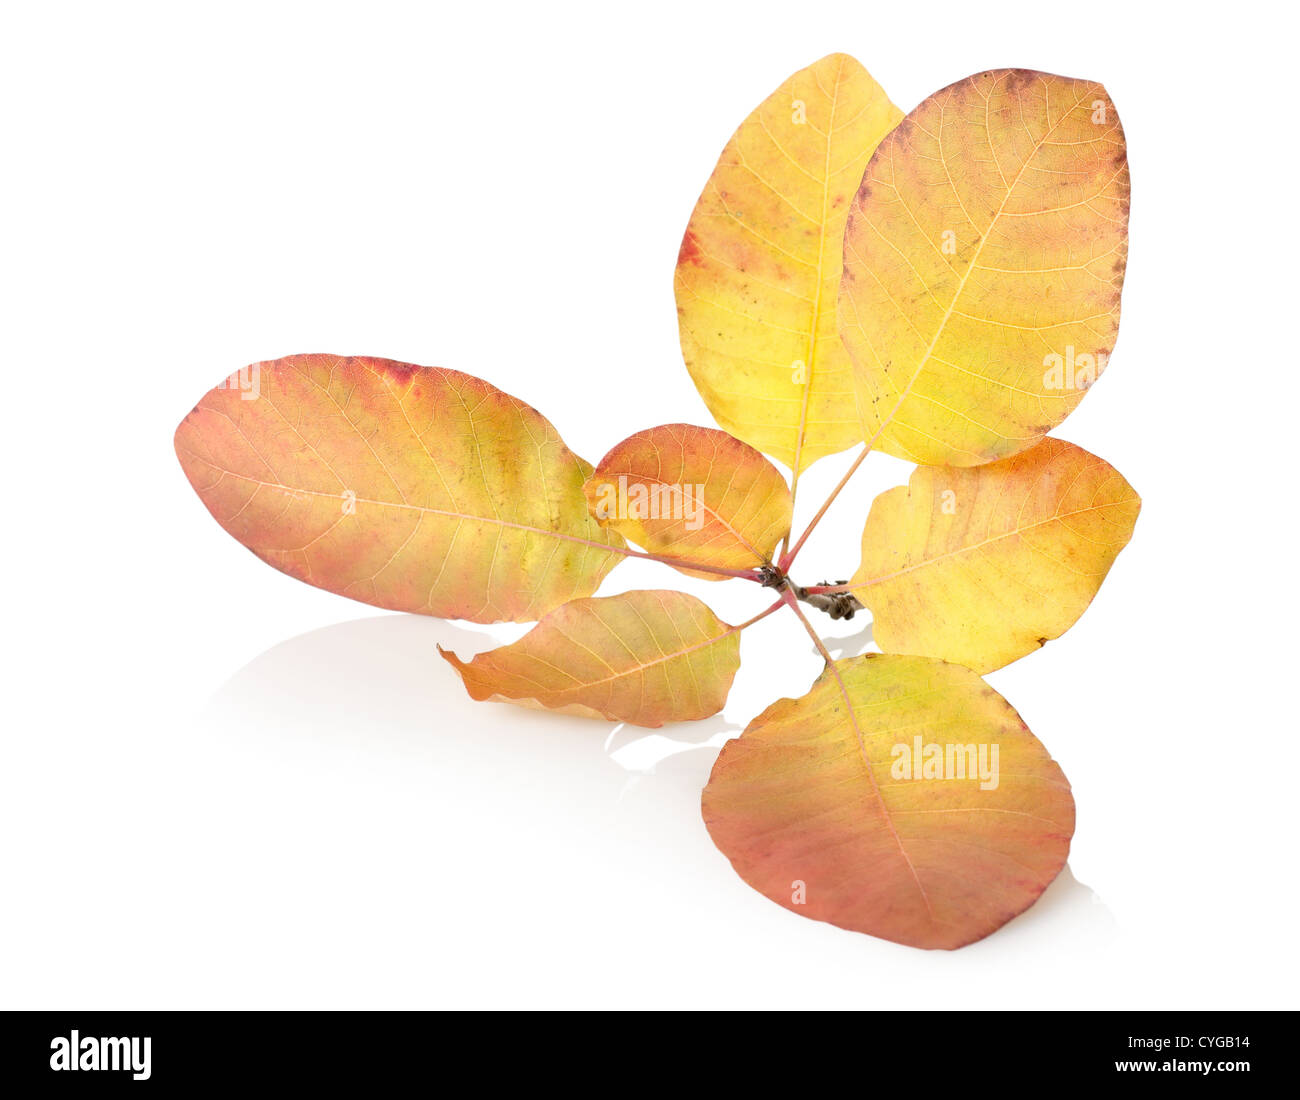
[436,643,464,669]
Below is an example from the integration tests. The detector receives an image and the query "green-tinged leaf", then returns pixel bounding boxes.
[174,354,624,623]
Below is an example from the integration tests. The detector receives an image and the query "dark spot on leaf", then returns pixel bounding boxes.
[371,357,421,383]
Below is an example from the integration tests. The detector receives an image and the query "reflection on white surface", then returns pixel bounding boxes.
[202,612,1113,964]
[820,616,875,660]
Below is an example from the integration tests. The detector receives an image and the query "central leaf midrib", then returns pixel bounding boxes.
[819,660,937,921]
[857,496,1132,589]
[181,451,622,555]
[504,619,739,695]
[789,55,843,476]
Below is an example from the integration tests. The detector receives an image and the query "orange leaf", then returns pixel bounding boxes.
[840,69,1130,466]
[174,354,623,622]
[583,424,792,580]
[703,654,1074,949]
[440,589,744,727]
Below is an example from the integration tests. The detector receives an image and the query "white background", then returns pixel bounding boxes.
[3,0,1296,1009]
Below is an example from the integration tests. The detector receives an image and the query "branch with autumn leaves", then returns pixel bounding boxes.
[175,55,1138,950]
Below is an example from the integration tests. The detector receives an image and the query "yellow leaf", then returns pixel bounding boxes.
[702,653,1074,949]
[174,355,624,622]
[440,590,744,727]
[583,424,792,579]
[851,438,1140,672]
[675,53,903,473]
[840,69,1130,466]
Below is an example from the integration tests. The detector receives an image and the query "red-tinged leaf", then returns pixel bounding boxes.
[174,354,624,623]
[703,654,1074,949]
[583,424,791,580]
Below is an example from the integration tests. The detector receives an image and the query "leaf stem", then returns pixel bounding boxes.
[779,587,840,667]
[780,473,800,562]
[735,598,788,632]
[779,445,869,571]
[604,541,764,581]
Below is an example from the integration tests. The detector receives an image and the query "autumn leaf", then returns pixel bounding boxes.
[851,438,1139,672]
[675,53,903,473]
[583,424,792,579]
[174,354,624,623]
[170,54,1144,954]
[440,589,753,727]
[702,653,1074,949]
[840,69,1129,466]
